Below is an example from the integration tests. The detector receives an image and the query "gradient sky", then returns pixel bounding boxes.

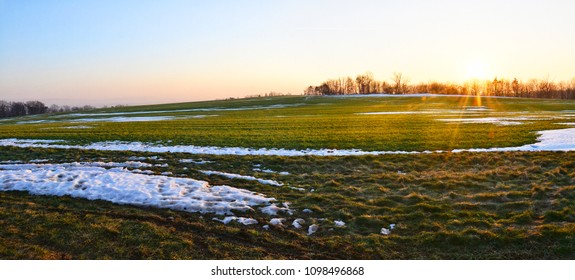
[1,0,574,106]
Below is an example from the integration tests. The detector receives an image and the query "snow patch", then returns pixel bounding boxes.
[4,125,575,157]
[269,218,285,226]
[70,116,176,123]
[200,170,283,186]
[308,224,319,235]
[292,218,305,229]
[180,159,211,164]
[212,216,258,225]
[334,220,346,227]
[437,117,524,126]
[260,203,292,216]
[0,163,276,215]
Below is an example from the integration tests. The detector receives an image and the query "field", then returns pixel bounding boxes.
[1,94,575,259]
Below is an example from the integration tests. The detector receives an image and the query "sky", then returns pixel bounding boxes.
[1,0,574,106]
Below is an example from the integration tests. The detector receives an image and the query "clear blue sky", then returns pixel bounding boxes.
[1,0,574,106]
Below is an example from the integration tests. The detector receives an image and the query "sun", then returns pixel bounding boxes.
[465,61,491,80]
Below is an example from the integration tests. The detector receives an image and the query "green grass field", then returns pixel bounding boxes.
[2,95,575,150]
[1,95,575,259]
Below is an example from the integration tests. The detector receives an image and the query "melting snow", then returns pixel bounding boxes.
[61,125,94,129]
[334,220,346,227]
[199,170,283,186]
[381,228,391,235]
[180,159,211,164]
[260,203,292,215]
[69,116,176,123]
[269,218,285,226]
[292,218,305,229]
[308,224,319,235]
[437,117,524,126]
[3,125,575,157]
[212,216,258,225]
[0,163,276,215]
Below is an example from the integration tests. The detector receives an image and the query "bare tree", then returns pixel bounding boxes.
[392,72,409,94]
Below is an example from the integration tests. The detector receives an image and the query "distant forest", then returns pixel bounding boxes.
[0,100,95,118]
[304,72,575,99]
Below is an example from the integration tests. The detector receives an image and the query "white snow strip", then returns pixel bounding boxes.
[0,138,425,156]
[69,116,176,123]
[288,186,306,192]
[452,128,575,152]
[0,163,276,215]
[0,160,23,164]
[3,126,575,157]
[212,216,258,225]
[437,117,524,126]
[253,168,290,175]
[199,170,283,187]
[180,159,212,164]
[60,125,94,129]
[28,159,49,163]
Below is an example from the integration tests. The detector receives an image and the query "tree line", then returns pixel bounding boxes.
[0,100,96,118]
[304,72,575,99]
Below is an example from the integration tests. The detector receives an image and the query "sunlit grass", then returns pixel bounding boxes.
[1,95,575,151]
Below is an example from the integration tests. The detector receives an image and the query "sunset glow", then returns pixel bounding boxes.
[1,0,574,106]
[465,61,492,81]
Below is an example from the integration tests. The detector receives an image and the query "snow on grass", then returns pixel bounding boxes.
[199,170,283,187]
[41,125,95,129]
[260,203,292,216]
[69,116,177,123]
[308,224,319,235]
[438,115,566,126]
[453,127,575,152]
[334,220,346,227]
[212,216,258,225]
[292,218,305,229]
[269,218,285,226]
[253,168,290,175]
[0,163,276,216]
[179,159,212,164]
[437,117,524,126]
[3,124,575,156]
[0,138,425,156]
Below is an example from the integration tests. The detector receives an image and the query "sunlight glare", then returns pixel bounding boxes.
[465,61,491,80]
